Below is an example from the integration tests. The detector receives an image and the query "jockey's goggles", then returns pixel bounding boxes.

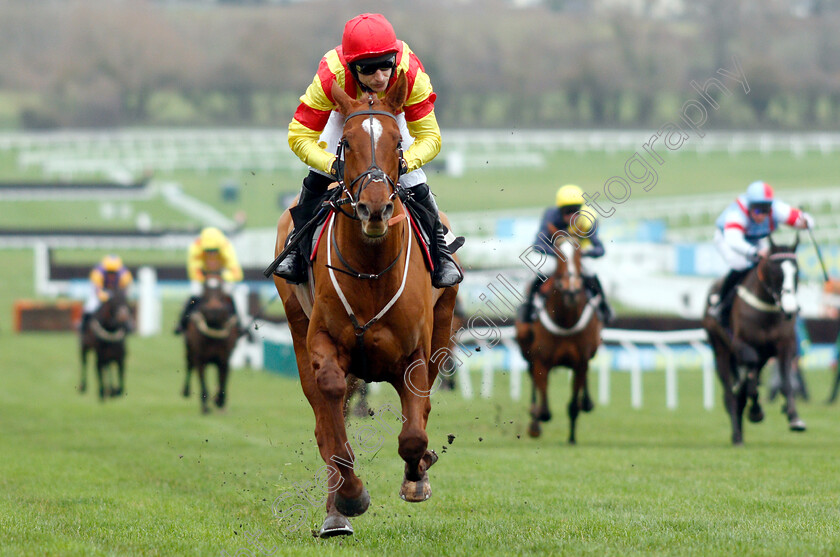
[749,204,771,215]
[355,56,396,75]
[561,204,582,215]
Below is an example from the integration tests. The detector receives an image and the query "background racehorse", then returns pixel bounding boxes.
[703,238,804,445]
[515,236,603,444]
[182,275,239,414]
[273,73,459,537]
[80,289,132,400]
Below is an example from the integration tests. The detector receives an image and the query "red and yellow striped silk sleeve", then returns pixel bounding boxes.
[288,50,345,174]
[401,45,441,172]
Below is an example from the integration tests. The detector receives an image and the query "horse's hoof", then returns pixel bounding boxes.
[201,406,211,415]
[181,388,190,398]
[335,487,370,517]
[581,398,594,413]
[319,513,353,538]
[568,437,577,445]
[538,410,552,422]
[748,406,764,423]
[789,418,807,432]
[214,395,225,408]
[400,472,431,503]
[527,422,541,438]
[78,384,86,394]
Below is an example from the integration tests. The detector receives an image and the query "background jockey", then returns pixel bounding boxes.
[520,184,613,324]
[80,254,134,333]
[709,180,815,327]
[174,227,244,335]
[274,12,462,288]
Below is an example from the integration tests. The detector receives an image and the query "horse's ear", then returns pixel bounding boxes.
[768,234,776,250]
[331,80,354,117]
[793,231,800,252]
[382,70,408,114]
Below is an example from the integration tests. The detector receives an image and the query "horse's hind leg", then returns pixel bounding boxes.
[397,349,437,503]
[113,356,125,397]
[827,362,840,404]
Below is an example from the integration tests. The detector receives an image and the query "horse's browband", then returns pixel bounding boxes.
[344,109,398,123]
[768,253,797,261]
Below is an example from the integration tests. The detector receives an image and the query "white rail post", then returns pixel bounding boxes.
[137,266,161,337]
[691,340,715,410]
[503,339,525,401]
[621,340,643,409]
[657,342,678,410]
[598,347,611,405]
[458,356,473,400]
[480,348,494,399]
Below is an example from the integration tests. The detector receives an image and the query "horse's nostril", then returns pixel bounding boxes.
[357,203,370,218]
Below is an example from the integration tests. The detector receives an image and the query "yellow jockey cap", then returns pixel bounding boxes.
[199,227,227,251]
[555,184,585,208]
[102,254,123,272]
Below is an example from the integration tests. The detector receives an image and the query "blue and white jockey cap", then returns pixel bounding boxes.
[745,181,774,206]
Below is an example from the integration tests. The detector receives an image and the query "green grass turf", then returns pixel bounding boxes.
[2,249,840,555]
[1,333,839,556]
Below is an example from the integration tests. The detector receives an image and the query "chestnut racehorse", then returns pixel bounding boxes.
[515,237,603,444]
[703,238,804,445]
[273,73,459,537]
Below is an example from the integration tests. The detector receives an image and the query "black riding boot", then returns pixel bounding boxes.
[273,172,331,284]
[518,277,542,323]
[710,267,751,328]
[584,274,614,324]
[174,296,201,335]
[408,183,464,288]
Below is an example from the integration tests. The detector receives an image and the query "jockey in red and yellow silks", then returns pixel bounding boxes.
[288,40,440,178]
[275,12,462,289]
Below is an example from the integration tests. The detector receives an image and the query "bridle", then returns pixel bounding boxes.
[754,251,798,308]
[330,97,406,220]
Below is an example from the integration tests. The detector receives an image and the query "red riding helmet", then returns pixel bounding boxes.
[342,13,399,64]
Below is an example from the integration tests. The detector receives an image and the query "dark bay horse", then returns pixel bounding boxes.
[182,276,239,414]
[515,238,603,444]
[273,73,459,537]
[80,290,132,400]
[703,238,804,445]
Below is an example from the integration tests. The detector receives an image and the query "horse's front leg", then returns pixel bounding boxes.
[197,362,210,414]
[79,344,88,393]
[309,331,369,519]
[397,348,437,503]
[568,363,590,445]
[96,359,107,401]
[215,360,229,409]
[528,360,551,438]
[182,348,193,398]
[712,342,742,445]
[113,354,125,397]
[778,347,806,431]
